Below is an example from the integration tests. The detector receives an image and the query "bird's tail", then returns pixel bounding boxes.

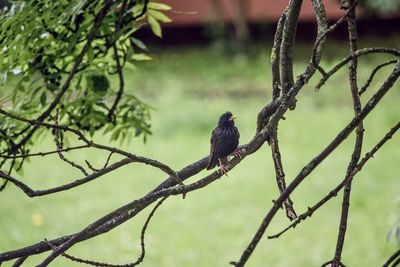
[206,156,217,170]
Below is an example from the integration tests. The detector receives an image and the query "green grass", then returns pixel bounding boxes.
[1,40,399,266]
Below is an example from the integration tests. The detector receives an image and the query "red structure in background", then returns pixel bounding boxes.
[161,0,344,26]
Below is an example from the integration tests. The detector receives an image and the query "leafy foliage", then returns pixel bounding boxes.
[0,0,170,160]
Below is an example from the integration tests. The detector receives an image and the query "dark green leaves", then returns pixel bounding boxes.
[86,73,110,95]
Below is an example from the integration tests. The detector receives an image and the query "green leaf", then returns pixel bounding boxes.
[147,16,162,38]
[131,37,147,51]
[40,92,47,106]
[148,2,171,10]
[148,10,171,23]
[87,45,94,63]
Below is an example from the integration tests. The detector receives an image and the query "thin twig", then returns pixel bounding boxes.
[359,59,398,95]
[133,196,168,266]
[85,160,101,172]
[0,157,134,197]
[107,44,125,122]
[268,121,400,239]
[316,47,400,90]
[0,145,90,159]
[54,110,88,176]
[269,129,297,221]
[103,152,114,169]
[42,196,166,267]
[383,249,400,267]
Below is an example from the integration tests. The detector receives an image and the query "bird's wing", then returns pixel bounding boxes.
[206,128,219,169]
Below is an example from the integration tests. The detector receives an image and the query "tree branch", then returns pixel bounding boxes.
[107,44,125,122]
[0,108,181,184]
[359,59,398,95]
[332,2,362,265]
[316,48,400,90]
[0,157,133,197]
[232,61,400,267]
[383,249,400,267]
[280,0,302,109]
[41,196,167,267]
[268,121,399,239]
[0,145,90,159]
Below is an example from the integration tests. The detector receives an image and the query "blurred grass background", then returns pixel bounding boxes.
[0,38,399,266]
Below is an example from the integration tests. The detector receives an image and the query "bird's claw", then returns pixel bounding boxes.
[232,149,243,159]
[218,165,229,176]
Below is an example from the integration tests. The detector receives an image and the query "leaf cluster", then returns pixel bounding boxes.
[0,0,170,159]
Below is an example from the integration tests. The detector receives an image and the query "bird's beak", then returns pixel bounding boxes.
[229,115,237,121]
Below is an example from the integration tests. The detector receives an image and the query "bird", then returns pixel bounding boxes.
[206,111,241,175]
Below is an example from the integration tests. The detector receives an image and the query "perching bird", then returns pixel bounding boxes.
[206,111,240,174]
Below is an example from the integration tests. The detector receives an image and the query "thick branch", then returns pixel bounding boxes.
[280,0,302,109]
[271,8,287,100]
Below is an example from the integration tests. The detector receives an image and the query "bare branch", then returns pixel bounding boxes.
[320,260,346,267]
[11,256,28,267]
[310,0,328,74]
[280,0,302,109]
[54,111,88,176]
[232,61,400,267]
[268,121,400,239]
[107,44,125,122]
[134,196,168,266]
[332,2,362,265]
[103,152,114,169]
[269,131,297,221]
[316,48,400,90]
[271,8,287,100]
[0,108,180,182]
[383,249,400,267]
[359,59,398,95]
[0,157,133,197]
[0,145,90,159]
[41,197,167,267]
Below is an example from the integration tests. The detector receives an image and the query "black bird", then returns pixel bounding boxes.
[207,111,240,174]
